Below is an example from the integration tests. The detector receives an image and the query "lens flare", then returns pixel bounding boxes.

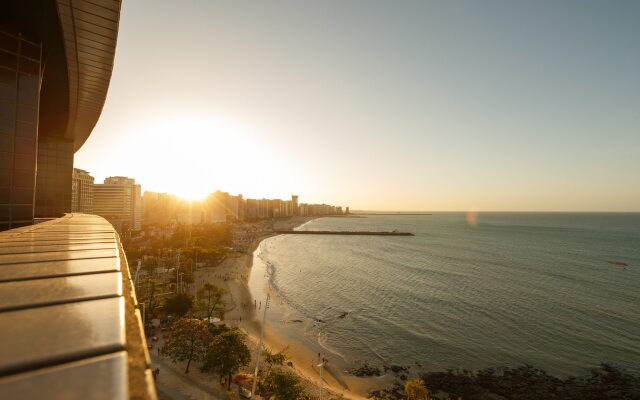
[466,209,478,226]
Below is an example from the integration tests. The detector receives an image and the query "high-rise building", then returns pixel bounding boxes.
[0,1,119,230]
[71,168,94,213]
[143,191,177,225]
[0,4,157,400]
[206,190,229,223]
[93,176,142,232]
[291,194,299,216]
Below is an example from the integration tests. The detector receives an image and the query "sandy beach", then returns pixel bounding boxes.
[167,216,391,399]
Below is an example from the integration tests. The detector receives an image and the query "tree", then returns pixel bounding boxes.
[164,318,210,373]
[263,347,288,371]
[200,328,251,390]
[164,293,193,317]
[197,283,226,321]
[265,367,305,400]
[404,378,429,400]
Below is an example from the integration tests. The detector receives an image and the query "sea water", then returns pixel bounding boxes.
[250,213,640,375]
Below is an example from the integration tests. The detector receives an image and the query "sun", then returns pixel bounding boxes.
[125,112,286,200]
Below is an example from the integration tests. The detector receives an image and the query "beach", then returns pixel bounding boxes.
[221,216,388,399]
[152,216,388,399]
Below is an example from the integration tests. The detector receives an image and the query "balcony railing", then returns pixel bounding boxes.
[0,213,157,399]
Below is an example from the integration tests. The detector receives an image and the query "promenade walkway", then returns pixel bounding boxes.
[151,336,230,400]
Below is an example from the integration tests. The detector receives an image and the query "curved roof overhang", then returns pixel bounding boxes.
[56,0,121,152]
[0,0,120,152]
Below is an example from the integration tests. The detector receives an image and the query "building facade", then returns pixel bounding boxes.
[93,176,142,233]
[71,168,94,213]
[0,0,119,231]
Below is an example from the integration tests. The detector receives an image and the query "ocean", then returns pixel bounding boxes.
[248,213,640,376]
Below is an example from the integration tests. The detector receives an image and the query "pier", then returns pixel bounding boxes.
[275,230,414,236]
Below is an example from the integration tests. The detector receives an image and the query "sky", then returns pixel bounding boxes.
[75,0,640,211]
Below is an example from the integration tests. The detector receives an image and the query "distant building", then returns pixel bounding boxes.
[93,176,142,232]
[246,199,259,220]
[142,191,178,225]
[291,195,299,216]
[206,191,229,223]
[71,168,94,213]
[227,194,245,221]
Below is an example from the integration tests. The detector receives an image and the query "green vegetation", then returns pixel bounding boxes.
[122,223,232,269]
[164,318,209,373]
[404,378,429,400]
[197,283,226,321]
[200,328,252,390]
[164,293,193,317]
[264,367,305,400]
[419,364,640,400]
[368,364,640,400]
[262,347,288,369]
[256,348,304,400]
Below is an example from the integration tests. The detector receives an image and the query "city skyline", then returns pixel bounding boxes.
[73,168,346,232]
[75,1,640,211]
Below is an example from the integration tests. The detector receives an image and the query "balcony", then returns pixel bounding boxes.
[0,213,157,399]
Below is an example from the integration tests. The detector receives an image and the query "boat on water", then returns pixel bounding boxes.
[607,261,628,268]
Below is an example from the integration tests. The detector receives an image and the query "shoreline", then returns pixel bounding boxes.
[239,217,391,399]
[188,215,391,399]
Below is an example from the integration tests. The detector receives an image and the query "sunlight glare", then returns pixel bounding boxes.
[125,113,280,199]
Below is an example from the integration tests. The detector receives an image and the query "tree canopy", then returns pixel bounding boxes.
[419,364,640,400]
[262,347,288,369]
[164,293,193,317]
[164,318,210,373]
[265,367,305,400]
[404,378,429,400]
[197,283,226,321]
[200,328,251,390]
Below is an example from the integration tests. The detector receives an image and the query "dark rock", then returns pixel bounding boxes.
[348,362,381,377]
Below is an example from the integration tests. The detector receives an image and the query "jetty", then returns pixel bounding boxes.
[275,230,414,236]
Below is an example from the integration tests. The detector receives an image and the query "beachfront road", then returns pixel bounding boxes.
[151,345,230,400]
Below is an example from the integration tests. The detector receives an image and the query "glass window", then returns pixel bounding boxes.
[17,83,36,104]
[0,152,12,169]
[11,204,33,220]
[18,73,37,97]
[0,205,9,220]
[0,51,17,69]
[12,169,34,189]
[14,137,35,155]
[0,33,18,53]
[13,152,35,170]
[19,58,39,75]
[17,105,37,123]
[20,41,40,61]
[0,67,15,86]
[11,188,33,204]
[0,117,15,135]
[0,101,13,120]
[0,80,16,103]
[16,121,35,137]
[0,170,10,188]
[0,134,11,152]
